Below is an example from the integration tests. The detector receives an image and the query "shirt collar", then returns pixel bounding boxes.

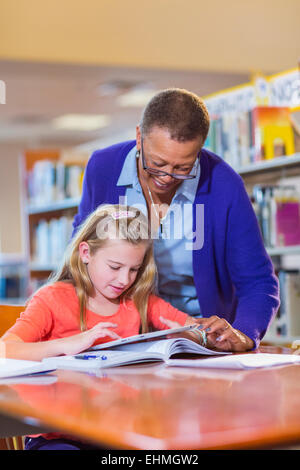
[117,145,141,191]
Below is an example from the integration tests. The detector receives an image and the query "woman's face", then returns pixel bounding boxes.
[136,125,202,198]
[79,239,147,302]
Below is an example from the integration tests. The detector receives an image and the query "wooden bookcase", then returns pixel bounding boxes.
[21,149,88,296]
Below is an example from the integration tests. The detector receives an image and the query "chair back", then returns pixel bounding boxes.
[0,304,24,337]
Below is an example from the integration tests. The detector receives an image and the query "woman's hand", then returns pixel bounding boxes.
[59,322,120,356]
[160,315,254,351]
[196,316,254,352]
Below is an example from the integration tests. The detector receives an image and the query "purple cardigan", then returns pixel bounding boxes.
[73,140,279,347]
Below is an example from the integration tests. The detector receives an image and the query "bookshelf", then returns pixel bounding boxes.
[237,152,300,175]
[204,67,300,346]
[21,149,88,296]
[27,197,81,215]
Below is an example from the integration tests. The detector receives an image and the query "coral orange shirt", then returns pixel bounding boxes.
[8,282,188,344]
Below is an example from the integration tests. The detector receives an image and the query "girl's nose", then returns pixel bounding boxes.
[118,270,130,286]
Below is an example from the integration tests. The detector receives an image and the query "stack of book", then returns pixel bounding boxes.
[252,185,300,247]
[27,160,85,206]
[31,215,74,267]
[267,270,300,340]
[0,274,22,299]
[205,106,296,168]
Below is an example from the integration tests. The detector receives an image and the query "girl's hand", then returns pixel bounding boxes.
[159,316,204,344]
[196,316,254,352]
[60,322,120,356]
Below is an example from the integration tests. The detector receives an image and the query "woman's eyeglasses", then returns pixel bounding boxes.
[140,138,200,180]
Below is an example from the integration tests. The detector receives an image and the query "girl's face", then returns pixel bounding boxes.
[79,239,147,302]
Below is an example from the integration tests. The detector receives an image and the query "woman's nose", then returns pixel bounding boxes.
[157,173,174,184]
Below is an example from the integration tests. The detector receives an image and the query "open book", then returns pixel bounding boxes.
[0,358,55,379]
[167,353,300,370]
[42,337,230,371]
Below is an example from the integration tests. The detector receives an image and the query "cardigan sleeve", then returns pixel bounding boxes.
[226,177,280,348]
[72,152,98,235]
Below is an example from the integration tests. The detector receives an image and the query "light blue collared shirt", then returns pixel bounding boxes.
[117,145,202,316]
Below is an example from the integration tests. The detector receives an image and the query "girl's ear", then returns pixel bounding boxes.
[78,241,91,264]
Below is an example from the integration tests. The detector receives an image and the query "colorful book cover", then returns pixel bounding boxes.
[276,199,300,246]
[251,106,295,161]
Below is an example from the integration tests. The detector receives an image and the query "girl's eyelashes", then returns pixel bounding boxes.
[108,265,140,272]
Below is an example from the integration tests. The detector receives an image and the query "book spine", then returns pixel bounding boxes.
[32,215,73,266]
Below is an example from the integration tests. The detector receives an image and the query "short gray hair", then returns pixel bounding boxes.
[140,88,210,142]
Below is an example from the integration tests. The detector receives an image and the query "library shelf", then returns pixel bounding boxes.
[266,245,300,256]
[0,298,27,306]
[236,152,300,175]
[27,197,81,215]
[262,335,299,346]
[0,254,27,267]
[29,263,58,272]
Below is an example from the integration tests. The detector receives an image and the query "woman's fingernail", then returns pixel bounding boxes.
[196,324,203,329]
[216,336,222,342]
[205,327,211,332]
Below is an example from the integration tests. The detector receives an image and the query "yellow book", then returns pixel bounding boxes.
[252,107,295,161]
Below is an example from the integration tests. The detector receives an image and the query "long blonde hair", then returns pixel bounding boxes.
[49,204,157,332]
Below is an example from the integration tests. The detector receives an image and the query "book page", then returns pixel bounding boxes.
[110,338,230,358]
[167,353,300,370]
[0,358,55,378]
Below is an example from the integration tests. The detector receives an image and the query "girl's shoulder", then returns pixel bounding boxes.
[30,281,77,304]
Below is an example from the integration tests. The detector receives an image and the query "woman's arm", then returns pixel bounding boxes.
[1,322,120,361]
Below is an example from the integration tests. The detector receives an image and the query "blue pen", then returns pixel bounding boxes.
[74,354,107,360]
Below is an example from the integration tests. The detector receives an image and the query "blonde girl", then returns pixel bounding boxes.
[1,205,199,361]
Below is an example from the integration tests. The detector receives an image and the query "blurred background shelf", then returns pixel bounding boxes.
[266,245,300,256]
[237,152,300,175]
[27,197,81,215]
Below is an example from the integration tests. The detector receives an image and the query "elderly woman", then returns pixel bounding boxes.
[73,88,279,351]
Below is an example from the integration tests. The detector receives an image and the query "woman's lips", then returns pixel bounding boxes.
[152,177,174,190]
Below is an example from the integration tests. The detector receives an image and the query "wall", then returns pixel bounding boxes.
[0,143,25,255]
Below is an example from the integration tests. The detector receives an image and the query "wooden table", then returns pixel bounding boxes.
[0,346,300,450]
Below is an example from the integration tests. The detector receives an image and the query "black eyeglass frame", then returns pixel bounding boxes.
[140,138,200,180]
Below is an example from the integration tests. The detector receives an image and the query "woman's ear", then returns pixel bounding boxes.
[136,125,141,151]
[78,242,91,264]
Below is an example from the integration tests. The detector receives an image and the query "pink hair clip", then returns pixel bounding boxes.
[110,210,136,220]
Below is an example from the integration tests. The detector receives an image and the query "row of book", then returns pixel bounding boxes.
[31,216,74,267]
[204,106,298,168]
[266,270,300,339]
[27,160,85,207]
[0,275,24,299]
[0,264,27,300]
[251,185,300,248]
